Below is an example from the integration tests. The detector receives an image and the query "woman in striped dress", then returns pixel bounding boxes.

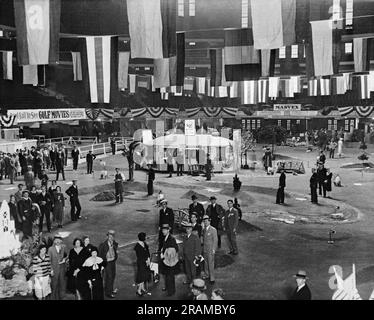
[31,244,52,300]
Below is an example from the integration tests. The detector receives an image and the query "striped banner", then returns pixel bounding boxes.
[131,108,148,118]
[148,107,164,118]
[85,108,101,120]
[100,108,114,119]
[356,106,374,117]
[1,51,13,80]
[338,106,354,117]
[85,36,112,103]
[203,107,221,117]
[186,107,201,117]
[0,115,17,128]
[165,107,179,115]
[222,107,238,117]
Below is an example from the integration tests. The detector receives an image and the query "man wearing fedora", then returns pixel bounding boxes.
[98,230,119,299]
[48,234,68,300]
[223,199,239,255]
[188,195,205,224]
[158,199,174,251]
[276,168,286,205]
[191,278,208,300]
[202,215,218,284]
[65,179,81,221]
[206,196,225,249]
[290,270,312,300]
[160,224,179,296]
[181,222,201,285]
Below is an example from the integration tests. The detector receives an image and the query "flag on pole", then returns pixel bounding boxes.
[1,51,13,80]
[332,265,362,300]
[71,52,82,81]
[85,36,112,103]
[14,0,61,65]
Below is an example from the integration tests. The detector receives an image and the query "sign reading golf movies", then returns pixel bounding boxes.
[8,108,87,123]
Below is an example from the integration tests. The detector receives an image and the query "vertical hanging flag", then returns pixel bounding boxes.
[261,49,276,77]
[241,80,257,104]
[196,77,206,95]
[161,0,177,57]
[169,56,177,86]
[154,58,170,88]
[14,0,61,65]
[308,78,318,96]
[176,32,185,86]
[127,0,163,59]
[269,77,279,99]
[353,38,371,73]
[258,79,268,103]
[183,77,195,91]
[251,0,296,50]
[71,52,82,81]
[118,52,130,89]
[210,49,223,87]
[129,74,136,93]
[229,81,239,98]
[224,28,260,81]
[22,65,38,85]
[85,36,112,103]
[310,20,333,76]
[1,51,13,80]
[320,77,331,96]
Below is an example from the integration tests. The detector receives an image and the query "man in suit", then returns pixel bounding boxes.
[65,179,81,221]
[110,137,116,155]
[290,270,312,300]
[71,145,80,171]
[202,215,218,284]
[310,168,319,204]
[319,150,326,164]
[206,196,225,249]
[223,199,239,255]
[158,199,174,251]
[166,149,174,178]
[55,150,65,181]
[86,150,96,174]
[182,223,201,285]
[188,195,205,224]
[114,168,124,204]
[160,224,179,296]
[276,168,286,204]
[98,230,119,299]
[37,185,52,233]
[317,162,327,198]
[48,235,68,300]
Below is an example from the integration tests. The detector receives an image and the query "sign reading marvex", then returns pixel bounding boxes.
[7,109,87,123]
[273,104,302,111]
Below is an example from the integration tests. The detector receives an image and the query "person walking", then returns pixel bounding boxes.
[276,168,286,204]
[98,230,119,299]
[48,234,68,300]
[202,215,218,284]
[206,196,224,249]
[65,179,81,221]
[329,140,337,159]
[310,168,319,204]
[37,185,52,233]
[158,199,174,251]
[67,238,86,299]
[290,270,312,300]
[223,199,239,255]
[52,186,65,228]
[134,232,151,297]
[55,150,65,181]
[86,150,96,174]
[31,244,52,300]
[8,154,17,184]
[263,147,272,173]
[160,224,179,296]
[182,223,201,285]
[176,149,184,176]
[71,145,80,171]
[114,168,124,204]
[188,195,205,224]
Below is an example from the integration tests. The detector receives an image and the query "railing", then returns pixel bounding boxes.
[42,136,98,146]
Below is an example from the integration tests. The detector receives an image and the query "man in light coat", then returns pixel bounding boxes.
[223,199,239,255]
[202,215,218,284]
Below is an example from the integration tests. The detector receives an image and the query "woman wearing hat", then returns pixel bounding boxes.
[290,270,312,300]
[190,279,208,300]
[134,232,151,297]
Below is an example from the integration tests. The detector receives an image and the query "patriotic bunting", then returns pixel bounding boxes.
[186,107,201,117]
[100,108,114,119]
[85,108,101,120]
[356,106,374,117]
[165,107,179,115]
[131,108,148,117]
[203,107,221,117]
[222,107,238,117]
[0,115,17,127]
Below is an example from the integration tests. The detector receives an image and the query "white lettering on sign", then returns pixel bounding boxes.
[7,109,87,123]
[273,104,302,111]
[28,5,44,30]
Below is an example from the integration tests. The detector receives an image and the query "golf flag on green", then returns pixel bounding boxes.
[14,0,61,65]
[332,265,362,300]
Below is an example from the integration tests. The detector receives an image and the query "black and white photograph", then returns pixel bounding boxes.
[1,0,374,308]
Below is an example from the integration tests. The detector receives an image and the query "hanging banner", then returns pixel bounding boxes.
[273,104,301,111]
[8,108,87,123]
[233,129,241,173]
[185,119,196,136]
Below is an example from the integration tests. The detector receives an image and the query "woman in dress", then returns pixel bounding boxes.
[325,168,333,198]
[31,244,52,300]
[81,246,106,300]
[67,238,86,299]
[52,186,65,228]
[9,194,22,232]
[82,236,95,260]
[134,232,151,297]
[29,185,38,203]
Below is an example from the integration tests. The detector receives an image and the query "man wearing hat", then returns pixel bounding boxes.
[223,199,239,255]
[310,168,319,204]
[191,278,208,300]
[188,195,205,224]
[181,222,201,285]
[99,230,119,298]
[160,224,179,296]
[18,190,34,239]
[202,215,218,284]
[206,196,225,249]
[48,234,68,300]
[276,168,286,205]
[290,270,312,300]
[114,168,124,204]
[65,179,81,221]
[317,162,327,198]
[158,199,174,251]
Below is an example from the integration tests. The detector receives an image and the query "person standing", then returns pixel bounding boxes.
[86,150,96,174]
[166,149,174,178]
[319,150,326,165]
[325,168,333,198]
[329,140,337,159]
[317,162,327,198]
[176,149,184,176]
[33,152,43,179]
[67,238,86,299]
[182,223,201,285]
[14,183,24,203]
[134,232,151,297]
[188,195,205,224]
[160,224,179,296]
[290,270,312,300]
[71,145,80,171]
[18,190,36,239]
[39,169,49,189]
[50,146,57,171]
[337,137,343,158]
[147,164,155,196]
[24,165,35,191]
[43,147,50,170]
[65,179,81,221]
[125,142,138,182]
[52,186,65,228]
[98,230,119,299]
[9,194,23,233]
[202,215,218,284]
[276,168,286,204]
[263,147,272,173]
[158,199,174,251]
[211,288,225,300]
[310,168,318,204]
[223,199,239,255]
[114,168,124,204]
[110,137,116,155]
[48,235,68,300]
[205,153,212,181]
[206,196,224,249]
[55,150,65,181]
[37,185,52,233]
[48,180,58,199]
[233,198,242,221]
[190,213,202,238]
[8,154,17,184]
[19,150,27,176]
[31,244,52,300]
